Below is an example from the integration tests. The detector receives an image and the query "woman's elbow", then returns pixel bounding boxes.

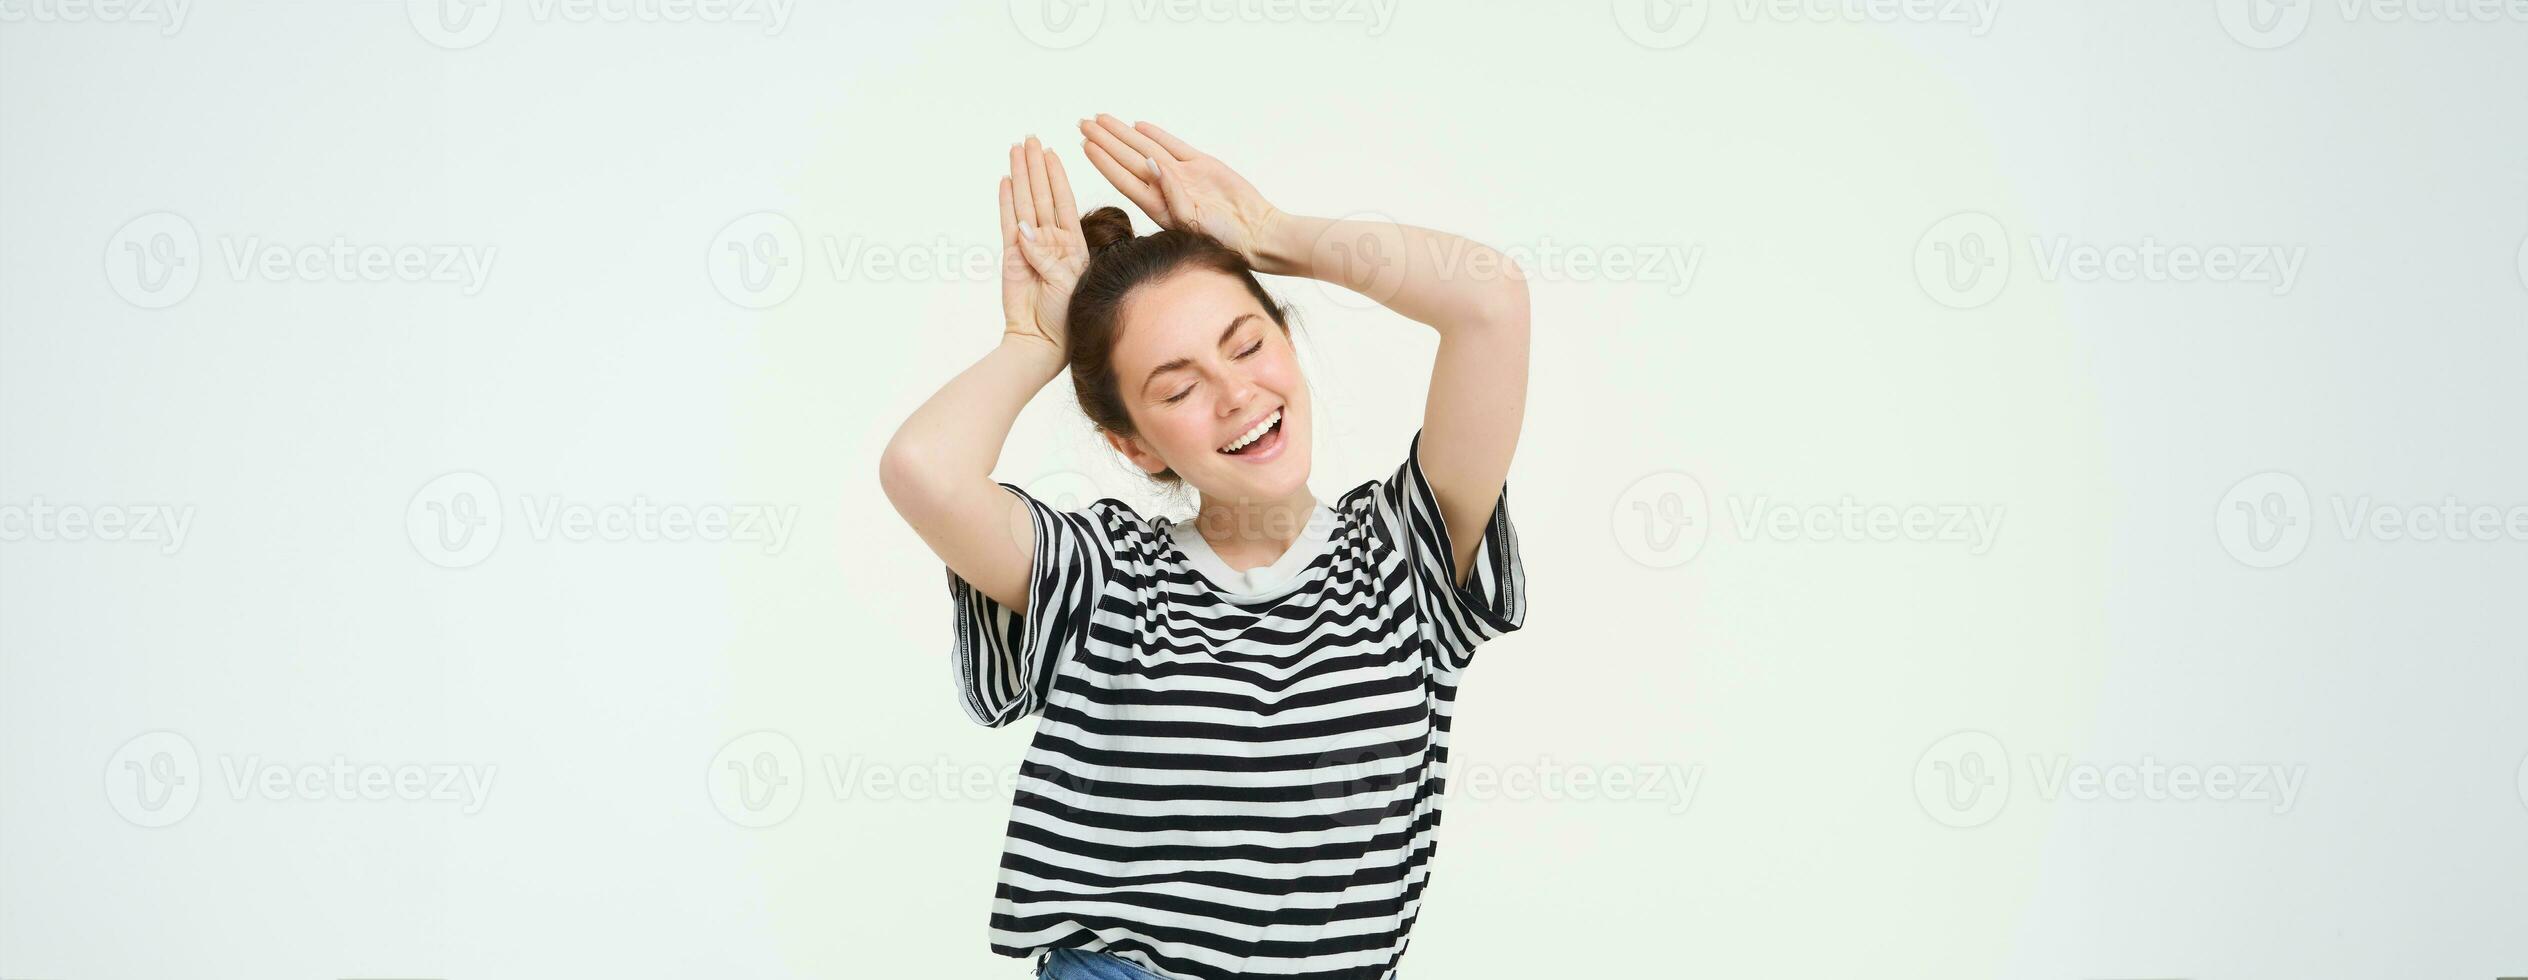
[1477,257,1530,334]
[877,436,936,513]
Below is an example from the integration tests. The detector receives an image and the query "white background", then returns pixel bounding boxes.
[5,1,2526,977]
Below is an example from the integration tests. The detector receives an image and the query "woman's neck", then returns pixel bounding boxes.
[1191,487,1319,572]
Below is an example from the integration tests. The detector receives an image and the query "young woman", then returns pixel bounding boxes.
[878,116,1531,980]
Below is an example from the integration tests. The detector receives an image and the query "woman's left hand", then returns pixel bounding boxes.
[1079,115,1285,272]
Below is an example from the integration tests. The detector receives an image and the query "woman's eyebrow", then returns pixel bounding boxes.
[1140,314,1259,394]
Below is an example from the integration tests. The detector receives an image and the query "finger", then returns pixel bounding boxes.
[1023,136,1056,232]
[1084,140,1164,218]
[1145,152,1176,205]
[1008,142,1039,230]
[998,176,1018,248]
[1016,235,1071,287]
[1101,113,1173,164]
[1080,117,1149,179]
[1044,150,1080,231]
[1133,120,1199,160]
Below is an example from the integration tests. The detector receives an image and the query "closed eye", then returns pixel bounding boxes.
[1234,339,1263,359]
[1163,383,1196,404]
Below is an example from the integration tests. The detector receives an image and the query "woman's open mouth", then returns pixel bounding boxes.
[1216,409,1286,461]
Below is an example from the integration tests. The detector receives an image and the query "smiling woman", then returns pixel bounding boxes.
[1061,205,1315,529]
[876,116,1530,980]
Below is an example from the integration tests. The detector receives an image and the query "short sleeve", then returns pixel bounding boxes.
[1376,429,1528,674]
[946,483,1118,728]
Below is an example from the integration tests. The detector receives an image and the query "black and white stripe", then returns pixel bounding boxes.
[945,430,1526,980]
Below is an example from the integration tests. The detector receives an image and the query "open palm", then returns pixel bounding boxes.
[1079,115,1282,270]
[999,137,1088,352]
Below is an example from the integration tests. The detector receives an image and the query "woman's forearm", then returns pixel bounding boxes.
[879,335,1067,610]
[1252,211,1528,335]
[880,337,1064,498]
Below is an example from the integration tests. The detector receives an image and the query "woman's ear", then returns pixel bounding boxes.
[1103,429,1168,476]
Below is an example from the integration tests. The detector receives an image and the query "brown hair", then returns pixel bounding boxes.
[1066,206,1290,483]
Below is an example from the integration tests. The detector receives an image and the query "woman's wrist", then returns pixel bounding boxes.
[1246,207,1310,278]
[995,333,1068,383]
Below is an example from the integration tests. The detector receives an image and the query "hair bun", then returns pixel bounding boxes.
[1080,206,1135,254]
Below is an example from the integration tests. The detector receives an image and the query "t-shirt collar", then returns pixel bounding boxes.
[1170,500,1339,600]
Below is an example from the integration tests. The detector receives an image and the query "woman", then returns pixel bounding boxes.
[878,115,1531,980]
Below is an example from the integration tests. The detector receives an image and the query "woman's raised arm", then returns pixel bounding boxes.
[878,137,1089,612]
[1079,116,1529,586]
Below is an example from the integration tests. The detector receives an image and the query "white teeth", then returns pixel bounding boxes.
[1219,410,1282,453]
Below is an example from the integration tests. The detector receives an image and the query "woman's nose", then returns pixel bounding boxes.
[1218,374,1260,417]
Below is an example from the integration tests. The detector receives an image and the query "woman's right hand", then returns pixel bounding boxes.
[999,136,1088,353]
[1078,115,1284,273]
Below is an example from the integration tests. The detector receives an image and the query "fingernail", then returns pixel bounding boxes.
[1146,158,1160,177]
[1019,221,1036,242]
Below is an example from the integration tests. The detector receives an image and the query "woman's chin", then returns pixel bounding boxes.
[1193,454,1310,503]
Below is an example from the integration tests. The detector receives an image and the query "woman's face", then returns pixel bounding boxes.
[1103,267,1311,507]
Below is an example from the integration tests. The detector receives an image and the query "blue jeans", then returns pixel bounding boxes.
[1037,948,1170,980]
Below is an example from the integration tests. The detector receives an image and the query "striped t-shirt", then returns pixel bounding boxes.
[944,430,1527,980]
